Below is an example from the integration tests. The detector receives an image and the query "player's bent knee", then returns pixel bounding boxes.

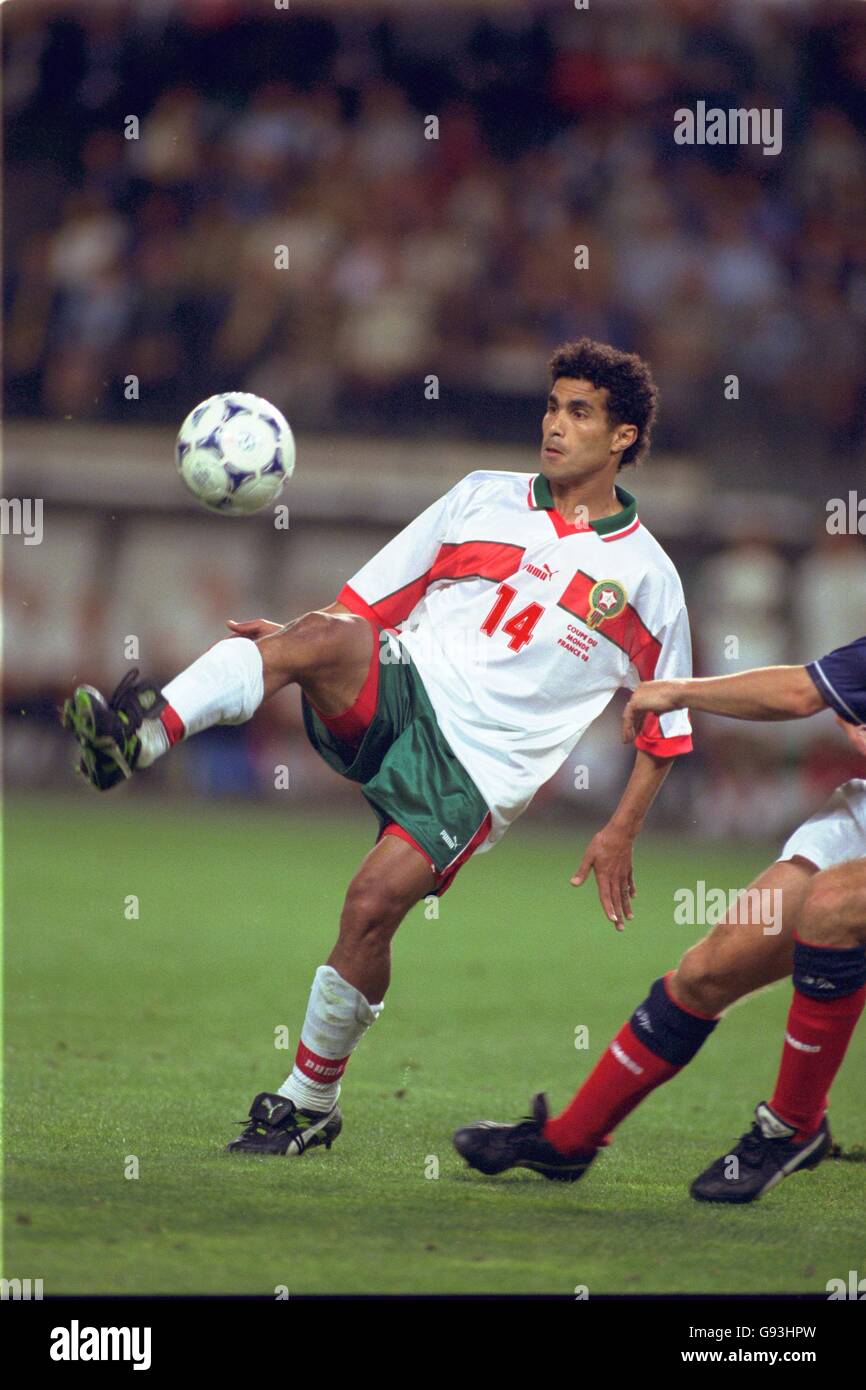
[340,875,408,940]
[800,875,866,944]
[261,609,359,681]
[673,946,738,1014]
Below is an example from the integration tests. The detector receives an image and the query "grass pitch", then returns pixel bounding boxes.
[4,792,865,1295]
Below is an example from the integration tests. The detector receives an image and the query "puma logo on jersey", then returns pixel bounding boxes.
[523,561,558,581]
[439,829,460,850]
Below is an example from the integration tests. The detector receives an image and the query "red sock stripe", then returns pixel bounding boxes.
[294,1040,350,1084]
[312,620,380,748]
[159,704,185,745]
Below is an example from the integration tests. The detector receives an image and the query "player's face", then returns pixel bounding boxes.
[541,378,635,482]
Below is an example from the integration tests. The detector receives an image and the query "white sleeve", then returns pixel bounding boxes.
[626,603,694,757]
[337,479,466,627]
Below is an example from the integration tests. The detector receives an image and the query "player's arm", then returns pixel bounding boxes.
[572,748,675,931]
[623,665,825,742]
[576,601,694,931]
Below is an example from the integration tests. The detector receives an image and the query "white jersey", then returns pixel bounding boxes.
[339,470,693,849]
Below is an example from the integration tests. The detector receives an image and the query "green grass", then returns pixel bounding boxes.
[4,792,865,1295]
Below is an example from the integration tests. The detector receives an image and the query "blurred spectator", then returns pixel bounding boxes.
[793,528,866,660]
[2,0,864,482]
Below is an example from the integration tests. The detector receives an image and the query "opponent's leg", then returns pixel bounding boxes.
[453,858,815,1179]
[689,859,866,1202]
[538,857,815,1159]
[228,833,436,1157]
[767,858,866,1139]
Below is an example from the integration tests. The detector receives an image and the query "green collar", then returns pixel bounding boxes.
[530,476,638,536]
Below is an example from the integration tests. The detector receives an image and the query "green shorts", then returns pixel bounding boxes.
[301,635,491,892]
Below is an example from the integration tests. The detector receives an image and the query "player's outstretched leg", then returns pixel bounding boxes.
[227,833,436,1157]
[691,858,866,1203]
[62,609,372,789]
[453,857,813,1183]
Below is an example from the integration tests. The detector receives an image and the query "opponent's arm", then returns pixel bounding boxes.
[622,665,824,742]
[572,748,674,932]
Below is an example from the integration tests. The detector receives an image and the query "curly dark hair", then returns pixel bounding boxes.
[547,338,659,469]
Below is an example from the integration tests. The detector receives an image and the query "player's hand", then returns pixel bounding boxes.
[226,618,284,640]
[836,715,866,758]
[622,680,680,743]
[571,824,637,931]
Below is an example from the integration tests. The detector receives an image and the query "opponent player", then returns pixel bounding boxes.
[62,338,693,1159]
[453,639,865,1200]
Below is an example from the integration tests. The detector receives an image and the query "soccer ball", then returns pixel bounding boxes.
[176,392,295,515]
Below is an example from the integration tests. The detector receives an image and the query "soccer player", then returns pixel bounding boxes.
[62,338,692,1161]
[453,639,866,1200]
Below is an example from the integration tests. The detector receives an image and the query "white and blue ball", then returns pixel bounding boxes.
[176,391,295,515]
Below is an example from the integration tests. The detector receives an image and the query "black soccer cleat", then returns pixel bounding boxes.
[61,669,166,790]
[226,1091,342,1157]
[453,1092,597,1183]
[690,1101,832,1204]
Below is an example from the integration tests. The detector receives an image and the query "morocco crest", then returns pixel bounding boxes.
[586,579,627,629]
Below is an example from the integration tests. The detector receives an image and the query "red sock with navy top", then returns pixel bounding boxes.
[544,972,718,1156]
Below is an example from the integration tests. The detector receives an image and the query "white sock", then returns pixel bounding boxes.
[279,965,384,1112]
[137,638,264,767]
[137,718,170,767]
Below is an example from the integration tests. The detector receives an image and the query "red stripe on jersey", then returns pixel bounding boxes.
[338,584,384,627]
[430,540,524,584]
[558,570,662,680]
[634,710,693,757]
[339,579,425,628]
[339,542,523,628]
[294,1040,351,1083]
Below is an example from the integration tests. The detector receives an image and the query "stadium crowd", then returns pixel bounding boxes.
[5,0,866,486]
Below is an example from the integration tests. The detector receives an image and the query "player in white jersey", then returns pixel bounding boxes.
[454,637,866,1198]
[62,338,693,1161]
